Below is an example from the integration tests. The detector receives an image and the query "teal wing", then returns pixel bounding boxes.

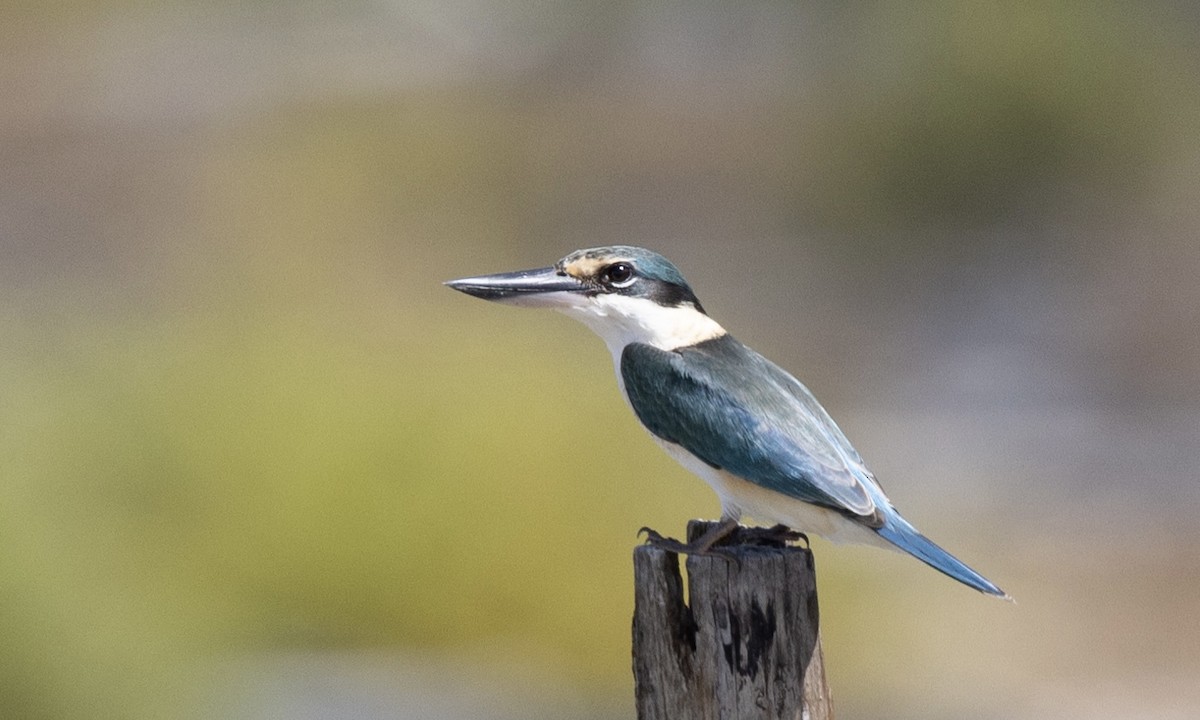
[620,337,881,521]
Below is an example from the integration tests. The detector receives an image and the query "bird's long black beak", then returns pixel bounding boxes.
[444,266,588,304]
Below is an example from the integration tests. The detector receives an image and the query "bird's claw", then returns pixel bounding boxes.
[638,526,742,567]
[638,527,692,554]
[762,523,809,548]
[637,526,664,541]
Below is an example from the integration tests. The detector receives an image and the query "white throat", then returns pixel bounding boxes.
[554,293,726,365]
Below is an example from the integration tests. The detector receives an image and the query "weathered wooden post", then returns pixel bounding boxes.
[633,520,833,720]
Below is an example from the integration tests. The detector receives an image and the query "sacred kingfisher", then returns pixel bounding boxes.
[446,246,1008,598]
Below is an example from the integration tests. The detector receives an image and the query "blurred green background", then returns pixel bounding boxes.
[3,2,1199,719]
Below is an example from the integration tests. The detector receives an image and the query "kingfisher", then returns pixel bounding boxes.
[446,246,1008,598]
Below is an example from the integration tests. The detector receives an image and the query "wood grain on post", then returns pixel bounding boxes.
[632,520,832,720]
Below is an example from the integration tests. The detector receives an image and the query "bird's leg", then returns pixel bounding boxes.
[691,517,741,553]
[638,517,740,556]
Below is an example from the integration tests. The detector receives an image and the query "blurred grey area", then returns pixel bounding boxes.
[3,2,1199,720]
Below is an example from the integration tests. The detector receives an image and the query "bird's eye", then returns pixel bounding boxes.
[603,262,636,288]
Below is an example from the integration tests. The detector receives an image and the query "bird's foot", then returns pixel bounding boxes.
[759,523,809,548]
[637,526,693,555]
[639,519,810,565]
[639,518,744,565]
[640,521,808,555]
[639,527,743,567]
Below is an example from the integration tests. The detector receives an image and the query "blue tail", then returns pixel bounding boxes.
[876,517,1010,599]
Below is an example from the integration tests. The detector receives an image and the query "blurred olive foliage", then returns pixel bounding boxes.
[2,103,664,717]
[803,4,1178,234]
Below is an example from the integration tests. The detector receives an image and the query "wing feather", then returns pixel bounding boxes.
[621,337,879,519]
